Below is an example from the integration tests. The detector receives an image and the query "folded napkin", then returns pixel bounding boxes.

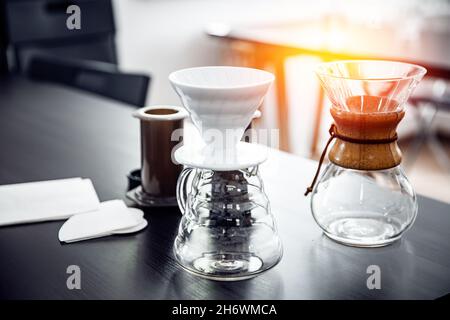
[58,200,147,243]
[0,178,100,226]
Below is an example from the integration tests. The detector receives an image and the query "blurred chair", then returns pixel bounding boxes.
[406,79,450,172]
[0,43,6,75]
[1,0,150,107]
[28,54,149,107]
[0,1,7,74]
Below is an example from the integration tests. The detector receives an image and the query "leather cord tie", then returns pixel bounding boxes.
[304,124,398,196]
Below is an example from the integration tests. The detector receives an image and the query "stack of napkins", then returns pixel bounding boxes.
[0,178,147,243]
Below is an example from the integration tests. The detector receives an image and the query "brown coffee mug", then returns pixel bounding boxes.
[128,105,188,206]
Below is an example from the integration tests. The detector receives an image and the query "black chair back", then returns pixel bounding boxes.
[0,44,6,75]
[1,0,151,107]
[4,0,116,71]
[28,55,150,107]
[0,1,8,74]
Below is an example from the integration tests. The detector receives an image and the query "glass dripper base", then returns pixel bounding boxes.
[321,214,403,247]
[174,250,281,281]
[173,166,283,281]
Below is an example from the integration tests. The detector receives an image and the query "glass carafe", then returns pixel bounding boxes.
[174,166,282,280]
[308,60,426,247]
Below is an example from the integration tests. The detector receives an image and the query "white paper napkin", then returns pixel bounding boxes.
[0,178,100,226]
[58,200,147,243]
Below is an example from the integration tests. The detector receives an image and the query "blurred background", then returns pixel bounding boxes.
[1,0,449,202]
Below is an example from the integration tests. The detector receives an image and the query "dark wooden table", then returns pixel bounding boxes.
[0,76,449,299]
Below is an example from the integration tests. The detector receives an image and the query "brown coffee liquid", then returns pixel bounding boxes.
[145,108,178,116]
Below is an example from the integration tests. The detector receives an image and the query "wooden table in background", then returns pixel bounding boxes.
[207,16,450,154]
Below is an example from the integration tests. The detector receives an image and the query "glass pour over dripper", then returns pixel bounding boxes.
[169,66,282,280]
[307,60,426,247]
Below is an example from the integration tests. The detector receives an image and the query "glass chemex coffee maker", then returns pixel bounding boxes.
[169,66,282,280]
[306,60,426,247]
